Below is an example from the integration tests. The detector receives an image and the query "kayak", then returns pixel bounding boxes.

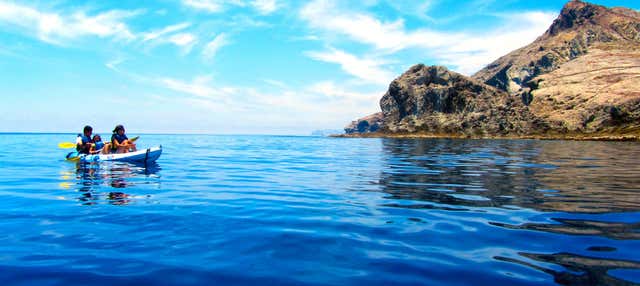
[66,146,162,164]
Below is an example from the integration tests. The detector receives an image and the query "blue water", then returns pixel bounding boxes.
[0,134,639,285]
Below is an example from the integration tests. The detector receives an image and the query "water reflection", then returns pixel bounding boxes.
[495,252,640,286]
[61,162,161,205]
[378,139,640,213]
[377,139,640,285]
[491,218,640,240]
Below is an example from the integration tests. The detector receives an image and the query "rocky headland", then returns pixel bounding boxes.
[342,0,640,140]
[344,112,384,134]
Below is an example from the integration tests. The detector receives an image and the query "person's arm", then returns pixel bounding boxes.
[120,135,133,147]
[112,135,126,148]
[111,135,119,148]
[102,142,111,153]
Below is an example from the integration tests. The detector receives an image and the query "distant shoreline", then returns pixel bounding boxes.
[332,132,640,142]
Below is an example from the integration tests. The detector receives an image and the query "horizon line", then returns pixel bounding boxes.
[0,131,343,137]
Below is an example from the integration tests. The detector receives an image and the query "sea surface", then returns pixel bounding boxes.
[0,134,639,285]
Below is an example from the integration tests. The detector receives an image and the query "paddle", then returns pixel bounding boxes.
[58,142,76,149]
[63,136,140,162]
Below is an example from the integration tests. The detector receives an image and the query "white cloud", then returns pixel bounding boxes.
[299,0,557,75]
[384,0,437,21]
[105,58,125,71]
[0,3,203,54]
[101,57,383,132]
[0,2,140,45]
[300,0,422,53]
[182,0,278,15]
[168,33,197,46]
[139,23,199,54]
[160,76,222,99]
[291,35,320,42]
[307,81,380,102]
[162,33,197,54]
[251,0,277,14]
[151,72,381,130]
[435,11,558,74]
[202,33,229,60]
[225,14,270,29]
[262,79,288,89]
[305,48,394,85]
[182,0,255,13]
[182,0,227,13]
[142,22,191,42]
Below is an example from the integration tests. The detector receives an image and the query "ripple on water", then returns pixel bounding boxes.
[0,135,639,285]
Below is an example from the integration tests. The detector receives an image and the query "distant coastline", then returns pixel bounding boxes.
[332,132,640,142]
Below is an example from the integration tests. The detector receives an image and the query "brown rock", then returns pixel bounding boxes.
[344,112,384,134]
[379,65,538,137]
[472,0,640,136]
[346,0,640,139]
[473,0,640,96]
[528,48,640,133]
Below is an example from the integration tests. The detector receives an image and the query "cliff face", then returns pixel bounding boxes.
[378,65,538,136]
[344,112,384,134]
[473,0,640,96]
[527,48,640,134]
[472,0,640,135]
[348,0,640,139]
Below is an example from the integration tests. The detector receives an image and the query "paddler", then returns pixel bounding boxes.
[90,134,108,154]
[76,125,94,154]
[110,124,137,153]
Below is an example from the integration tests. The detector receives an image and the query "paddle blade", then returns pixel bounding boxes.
[131,136,140,142]
[58,142,76,149]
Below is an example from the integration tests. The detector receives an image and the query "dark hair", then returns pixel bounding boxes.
[113,124,124,133]
[83,125,93,133]
[93,134,101,141]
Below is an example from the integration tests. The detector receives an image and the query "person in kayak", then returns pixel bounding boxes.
[90,134,108,154]
[76,125,94,154]
[110,124,137,153]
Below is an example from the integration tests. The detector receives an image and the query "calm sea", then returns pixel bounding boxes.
[0,134,639,285]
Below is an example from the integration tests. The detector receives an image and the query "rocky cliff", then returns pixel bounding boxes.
[473,0,640,136]
[345,0,640,139]
[344,112,384,134]
[474,0,640,95]
[378,65,540,136]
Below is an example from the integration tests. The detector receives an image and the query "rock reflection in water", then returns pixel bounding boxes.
[377,139,640,285]
[378,139,640,213]
[491,218,640,240]
[69,162,161,205]
[495,252,640,286]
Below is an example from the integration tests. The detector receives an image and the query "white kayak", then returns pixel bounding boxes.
[67,146,162,164]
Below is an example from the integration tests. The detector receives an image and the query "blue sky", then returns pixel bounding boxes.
[1,0,638,134]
